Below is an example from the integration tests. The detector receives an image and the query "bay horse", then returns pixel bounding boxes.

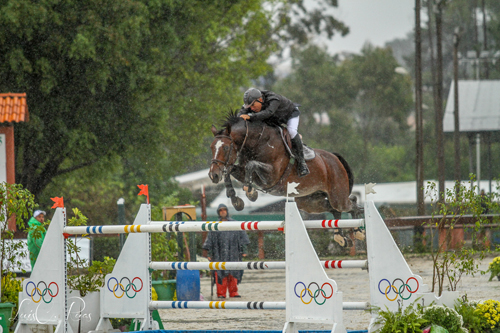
[208,111,363,246]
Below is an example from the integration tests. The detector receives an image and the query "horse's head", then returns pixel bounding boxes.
[209,112,245,183]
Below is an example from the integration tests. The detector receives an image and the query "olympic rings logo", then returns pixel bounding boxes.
[294,281,333,305]
[25,281,59,304]
[378,277,419,301]
[107,277,143,299]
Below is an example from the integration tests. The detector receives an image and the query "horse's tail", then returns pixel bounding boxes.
[333,153,354,194]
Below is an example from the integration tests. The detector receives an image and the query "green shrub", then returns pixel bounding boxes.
[455,298,483,333]
[374,301,428,333]
[151,232,178,280]
[422,305,467,333]
[66,208,117,297]
[1,272,22,319]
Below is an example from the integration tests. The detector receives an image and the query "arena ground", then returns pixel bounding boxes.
[157,256,500,331]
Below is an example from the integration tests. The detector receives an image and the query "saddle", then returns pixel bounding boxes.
[277,127,316,161]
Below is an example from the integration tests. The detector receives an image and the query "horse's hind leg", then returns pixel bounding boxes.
[331,210,353,248]
[349,195,364,218]
[295,192,353,248]
[348,196,366,241]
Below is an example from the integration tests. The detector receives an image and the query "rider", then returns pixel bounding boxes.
[238,88,310,177]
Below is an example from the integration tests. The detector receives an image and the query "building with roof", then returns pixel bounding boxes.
[0,93,29,184]
[443,80,500,193]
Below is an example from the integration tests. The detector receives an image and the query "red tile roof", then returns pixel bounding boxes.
[0,93,29,123]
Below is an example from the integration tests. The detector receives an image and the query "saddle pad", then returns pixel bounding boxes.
[303,145,316,161]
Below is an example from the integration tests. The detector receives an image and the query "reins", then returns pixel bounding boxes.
[211,120,249,175]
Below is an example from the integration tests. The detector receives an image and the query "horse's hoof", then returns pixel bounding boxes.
[246,188,258,202]
[334,234,346,247]
[231,196,245,211]
[354,228,366,241]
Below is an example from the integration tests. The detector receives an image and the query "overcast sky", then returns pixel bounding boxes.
[313,0,415,54]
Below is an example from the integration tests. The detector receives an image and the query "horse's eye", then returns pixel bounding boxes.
[223,146,229,152]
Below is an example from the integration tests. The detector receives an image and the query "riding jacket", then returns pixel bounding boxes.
[237,90,300,125]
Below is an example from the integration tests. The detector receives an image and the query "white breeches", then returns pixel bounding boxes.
[288,116,299,139]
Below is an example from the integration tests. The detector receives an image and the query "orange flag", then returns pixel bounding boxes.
[137,184,149,204]
[51,197,64,208]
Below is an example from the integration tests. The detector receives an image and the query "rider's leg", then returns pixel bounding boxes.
[288,116,310,177]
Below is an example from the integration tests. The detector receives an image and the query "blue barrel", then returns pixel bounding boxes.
[176,270,200,301]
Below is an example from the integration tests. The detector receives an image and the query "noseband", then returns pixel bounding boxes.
[211,121,249,174]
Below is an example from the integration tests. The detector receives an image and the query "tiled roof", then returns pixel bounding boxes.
[0,93,29,123]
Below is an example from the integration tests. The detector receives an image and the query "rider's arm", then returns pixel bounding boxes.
[249,99,279,121]
[237,107,249,116]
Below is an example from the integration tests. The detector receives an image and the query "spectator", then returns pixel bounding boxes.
[27,210,47,269]
[203,204,250,298]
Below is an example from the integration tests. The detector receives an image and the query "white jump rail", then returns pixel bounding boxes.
[149,260,368,270]
[148,301,370,311]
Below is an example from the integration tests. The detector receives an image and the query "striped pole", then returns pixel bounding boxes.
[149,260,368,271]
[149,301,370,311]
[150,301,286,310]
[63,219,364,235]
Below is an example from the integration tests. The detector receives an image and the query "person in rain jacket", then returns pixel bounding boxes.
[27,210,47,269]
[203,204,250,298]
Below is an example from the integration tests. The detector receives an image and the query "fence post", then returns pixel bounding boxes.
[118,198,126,250]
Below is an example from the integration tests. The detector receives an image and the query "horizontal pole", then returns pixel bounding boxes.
[63,219,364,235]
[149,301,370,311]
[341,302,370,310]
[150,260,368,271]
[150,301,286,310]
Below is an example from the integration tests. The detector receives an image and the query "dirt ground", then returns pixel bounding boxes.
[157,256,500,331]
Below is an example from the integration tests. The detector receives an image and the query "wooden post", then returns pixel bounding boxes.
[415,0,425,215]
[201,186,208,257]
[258,231,265,259]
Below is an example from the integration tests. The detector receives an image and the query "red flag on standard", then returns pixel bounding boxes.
[137,184,149,204]
[51,197,64,208]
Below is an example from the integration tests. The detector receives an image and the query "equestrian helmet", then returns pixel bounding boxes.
[243,88,262,108]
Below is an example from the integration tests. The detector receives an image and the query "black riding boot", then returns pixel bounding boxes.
[291,136,310,177]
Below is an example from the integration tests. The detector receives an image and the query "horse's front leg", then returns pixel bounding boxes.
[243,161,272,202]
[223,173,244,211]
[229,165,246,183]
[228,165,259,203]
[244,161,274,186]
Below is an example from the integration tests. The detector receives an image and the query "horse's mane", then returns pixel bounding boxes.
[220,109,270,134]
[221,110,241,131]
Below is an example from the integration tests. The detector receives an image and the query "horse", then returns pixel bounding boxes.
[208,111,364,247]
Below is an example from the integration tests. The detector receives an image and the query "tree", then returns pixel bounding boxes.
[273,44,415,184]
[343,45,414,147]
[0,0,349,198]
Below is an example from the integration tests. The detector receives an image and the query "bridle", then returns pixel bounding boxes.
[211,121,249,175]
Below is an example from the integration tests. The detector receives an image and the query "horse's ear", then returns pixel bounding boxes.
[211,125,218,136]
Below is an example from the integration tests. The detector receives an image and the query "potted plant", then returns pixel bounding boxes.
[150,205,179,301]
[0,182,35,332]
[65,208,116,333]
